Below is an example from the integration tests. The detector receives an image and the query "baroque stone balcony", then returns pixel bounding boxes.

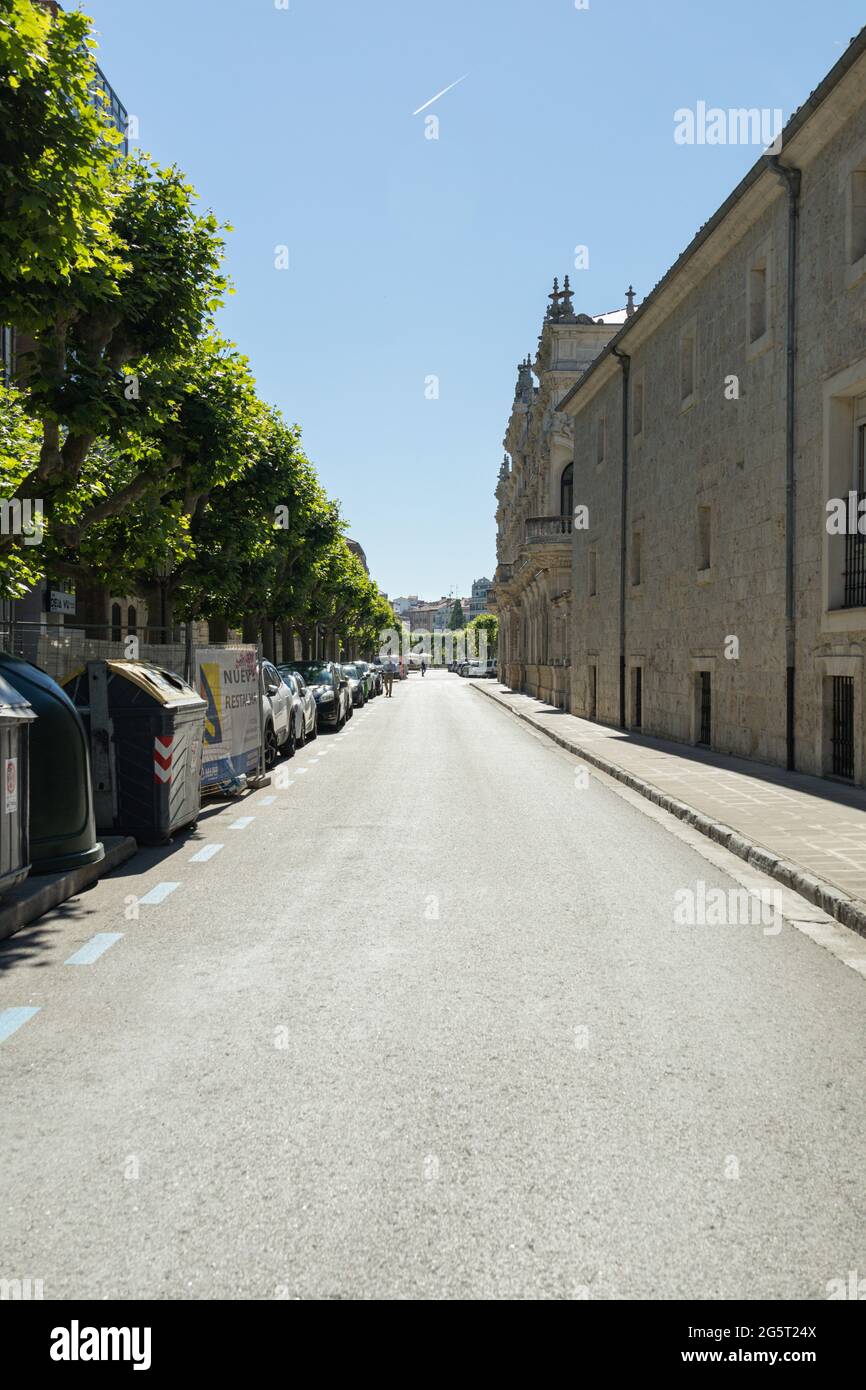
[525,515,573,544]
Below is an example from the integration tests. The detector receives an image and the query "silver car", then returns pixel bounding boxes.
[278,666,318,742]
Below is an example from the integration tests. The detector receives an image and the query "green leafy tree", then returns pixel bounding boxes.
[450,598,464,629]
[0,0,124,335]
[0,382,46,596]
[1,149,229,561]
[468,612,498,656]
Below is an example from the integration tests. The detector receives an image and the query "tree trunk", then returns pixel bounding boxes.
[208,616,228,642]
[242,614,259,645]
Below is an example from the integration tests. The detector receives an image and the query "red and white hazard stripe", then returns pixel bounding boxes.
[154,735,173,784]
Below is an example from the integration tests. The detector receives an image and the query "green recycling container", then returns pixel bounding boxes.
[0,652,104,874]
[0,671,36,897]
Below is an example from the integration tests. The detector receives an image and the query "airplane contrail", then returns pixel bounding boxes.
[412,74,469,117]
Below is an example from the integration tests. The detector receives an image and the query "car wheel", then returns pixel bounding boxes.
[296,713,305,749]
[309,712,318,740]
[264,721,278,770]
[284,721,296,759]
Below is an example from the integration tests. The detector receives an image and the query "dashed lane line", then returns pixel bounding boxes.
[189,844,223,863]
[0,1007,40,1043]
[138,882,181,905]
[64,933,124,966]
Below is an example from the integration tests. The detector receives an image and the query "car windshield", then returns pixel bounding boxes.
[341,665,358,677]
[290,664,332,684]
[277,671,296,692]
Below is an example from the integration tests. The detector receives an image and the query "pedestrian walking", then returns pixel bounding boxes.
[421,659,427,677]
[383,663,395,697]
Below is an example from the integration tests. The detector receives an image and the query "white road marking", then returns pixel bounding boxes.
[259,796,277,806]
[189,844,223,863]
[65,933,123,966]
[0,1007,40,1043]
[139,882,180,906]
[229,817,255,829]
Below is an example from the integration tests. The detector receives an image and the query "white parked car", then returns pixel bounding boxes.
[278,666,318,742]
[260,659,295,768]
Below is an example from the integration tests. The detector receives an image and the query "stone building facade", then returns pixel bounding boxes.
[492,280,625,707]
[492,28,866,786]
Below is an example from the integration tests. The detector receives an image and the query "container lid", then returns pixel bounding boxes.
[0,671,37,721]
[104,660,205,709]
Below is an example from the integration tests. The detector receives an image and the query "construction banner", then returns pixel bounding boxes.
[195,646,261,787]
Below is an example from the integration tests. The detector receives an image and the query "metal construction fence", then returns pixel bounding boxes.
[0,621,190,687]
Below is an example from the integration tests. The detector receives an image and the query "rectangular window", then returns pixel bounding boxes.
[596,415,606,466]
[632,667,642,730]
[697,506,712,571]
[850,167,866,266]
[589,548,598,596]
[680,327,696,403]
[631,530,642,587]
[588,664,597,720]
[698,671,712,746]
[632,378,644,437]
[844,413,866,608]
[831,675,855,778]
[749,260,768,343]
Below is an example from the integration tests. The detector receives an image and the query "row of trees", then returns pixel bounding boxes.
[394,613,498,663]
[0,0,395,656]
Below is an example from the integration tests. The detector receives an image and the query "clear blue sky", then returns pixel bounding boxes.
[81,0,863,601]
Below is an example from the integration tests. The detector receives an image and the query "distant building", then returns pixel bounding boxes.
[346,539,369,574]
[467,577,493,622]
[393,596,419,616]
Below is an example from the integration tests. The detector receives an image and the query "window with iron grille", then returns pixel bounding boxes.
[831,676,855,779]
[588,664,597,720]
[698,671,711,746]
[843,422,866,608]
[632,667,642,729]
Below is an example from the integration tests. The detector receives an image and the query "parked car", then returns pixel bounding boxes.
[382,656,406,680]
[366,662,384,695]
[340,663,367,708]
[260,659,294,767]
[483,660,498,679]
[353,660,376,698]
[277,666,318,741]
[281,660,350,729]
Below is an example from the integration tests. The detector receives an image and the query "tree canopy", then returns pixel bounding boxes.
[0,0,395,651]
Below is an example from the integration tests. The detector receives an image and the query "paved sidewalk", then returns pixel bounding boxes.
[473,681,866,937]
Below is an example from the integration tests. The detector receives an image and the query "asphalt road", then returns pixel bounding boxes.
[2,671,866,1300]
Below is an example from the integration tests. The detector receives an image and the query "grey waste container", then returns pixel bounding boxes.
[64,660,206,843]
[0,672,36,897]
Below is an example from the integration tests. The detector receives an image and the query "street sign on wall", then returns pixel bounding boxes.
[194,646,260,787]
[49,590,76,615]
